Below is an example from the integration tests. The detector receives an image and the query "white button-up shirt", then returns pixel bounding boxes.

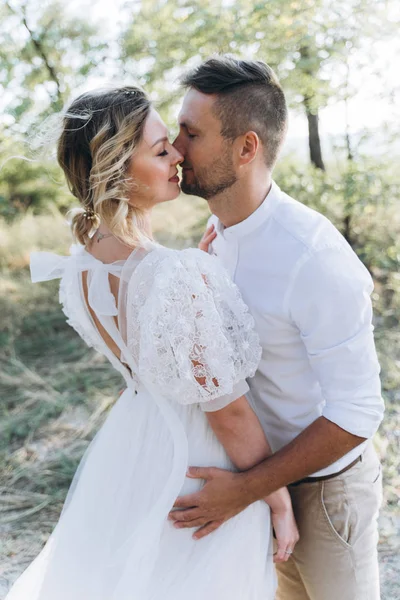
[205,181,384,477]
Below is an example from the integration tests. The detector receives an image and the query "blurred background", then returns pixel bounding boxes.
[0,0,399,596]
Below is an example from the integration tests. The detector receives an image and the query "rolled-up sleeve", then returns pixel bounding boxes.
[287,245,384,438]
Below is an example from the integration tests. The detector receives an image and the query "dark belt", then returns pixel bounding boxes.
[290,454,362,486]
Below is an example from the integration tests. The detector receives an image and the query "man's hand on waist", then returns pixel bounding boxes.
[168,466,254,540]
[169,417,367,540]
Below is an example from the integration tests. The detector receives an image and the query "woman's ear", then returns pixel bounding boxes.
[235,131,260,166]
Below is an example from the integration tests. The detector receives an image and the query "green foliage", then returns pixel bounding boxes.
[0,0,397,217]
[121,0,393,117]
[120,0,396,168]
[0,157,69,221]
[0,0,108,220]
[0,0,107,128]
[275,156,400,274]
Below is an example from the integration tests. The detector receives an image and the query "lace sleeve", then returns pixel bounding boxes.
[128,248,261,407]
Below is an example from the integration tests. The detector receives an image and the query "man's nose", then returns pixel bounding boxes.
[172,148,184,165]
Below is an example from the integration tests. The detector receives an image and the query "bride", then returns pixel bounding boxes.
[6,86,298,600]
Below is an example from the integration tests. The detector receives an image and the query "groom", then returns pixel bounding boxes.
[171,55,384,599]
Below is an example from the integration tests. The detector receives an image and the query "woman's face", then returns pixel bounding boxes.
[127,108,183,209]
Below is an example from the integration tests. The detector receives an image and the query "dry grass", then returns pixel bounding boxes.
[0,203,399,598]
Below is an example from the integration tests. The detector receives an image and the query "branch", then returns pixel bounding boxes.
[6,1,62,103]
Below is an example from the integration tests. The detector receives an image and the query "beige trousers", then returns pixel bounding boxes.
[275,442,383,600]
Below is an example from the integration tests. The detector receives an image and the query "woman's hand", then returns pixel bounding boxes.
[198,224,217,253]
[265,488,299,563]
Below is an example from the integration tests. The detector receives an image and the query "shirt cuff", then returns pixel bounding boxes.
[200,379,250,412]
[322,398,384,438]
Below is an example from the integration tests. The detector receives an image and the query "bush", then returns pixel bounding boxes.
[275,156,400,275]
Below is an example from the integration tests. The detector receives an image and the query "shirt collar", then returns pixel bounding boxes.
[216,180,281,241]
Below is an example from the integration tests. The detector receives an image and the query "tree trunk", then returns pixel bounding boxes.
[299,45,325,171]
[343,213,352,246]
[304,101,325,171]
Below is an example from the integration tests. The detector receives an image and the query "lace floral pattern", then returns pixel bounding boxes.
[127,248,262,406]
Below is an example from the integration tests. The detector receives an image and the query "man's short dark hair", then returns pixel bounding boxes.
[181,55,288,169]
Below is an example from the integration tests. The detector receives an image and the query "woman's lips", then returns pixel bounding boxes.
[169,175,180,183]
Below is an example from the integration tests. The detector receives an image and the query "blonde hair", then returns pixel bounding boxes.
[57,86,152,247]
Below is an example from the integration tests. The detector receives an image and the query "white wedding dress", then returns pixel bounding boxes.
[6,242,276,600]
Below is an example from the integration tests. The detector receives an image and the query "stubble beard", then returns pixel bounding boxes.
[181,152,237,201]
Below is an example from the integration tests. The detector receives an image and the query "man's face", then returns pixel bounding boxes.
[174,89,237,200]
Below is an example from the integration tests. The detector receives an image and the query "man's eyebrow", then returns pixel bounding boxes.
[151,136,168,148]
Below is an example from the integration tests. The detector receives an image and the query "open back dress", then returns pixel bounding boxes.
[5,241,276,600]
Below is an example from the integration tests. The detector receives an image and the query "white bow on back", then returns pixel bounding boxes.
[30,244,124,316]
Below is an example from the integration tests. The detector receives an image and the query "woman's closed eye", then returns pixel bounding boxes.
[158,149,169,157]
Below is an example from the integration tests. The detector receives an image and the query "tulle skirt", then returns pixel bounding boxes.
[5,385,276,599]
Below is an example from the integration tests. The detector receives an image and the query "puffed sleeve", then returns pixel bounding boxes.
[128,248,261,410]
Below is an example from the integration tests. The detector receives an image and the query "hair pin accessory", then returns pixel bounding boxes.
[83,207,98,221]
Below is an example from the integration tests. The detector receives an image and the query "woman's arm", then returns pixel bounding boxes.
[207,395,300,561]
[206,395,272,469]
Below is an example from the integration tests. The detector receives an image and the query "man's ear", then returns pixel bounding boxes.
[234,131,260,166]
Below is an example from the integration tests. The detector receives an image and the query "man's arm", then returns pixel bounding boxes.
[239,415,366,503]
[170,415,365,539]
[171,395,299,557]
[170,245,384,538]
